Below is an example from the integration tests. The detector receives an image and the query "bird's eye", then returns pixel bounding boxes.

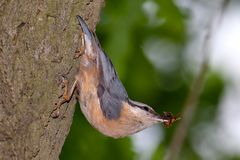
[143,106,149,111]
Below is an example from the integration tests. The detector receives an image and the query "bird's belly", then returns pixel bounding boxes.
[78,95,125,138]
[78,93,146,138]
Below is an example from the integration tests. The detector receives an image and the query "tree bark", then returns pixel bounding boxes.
[0,0,104,159]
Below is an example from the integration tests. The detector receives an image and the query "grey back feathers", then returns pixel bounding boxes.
[97,49,128,120]
[98,50,128,100]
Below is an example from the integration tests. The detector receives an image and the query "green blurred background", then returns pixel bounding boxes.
[60,0,240,159]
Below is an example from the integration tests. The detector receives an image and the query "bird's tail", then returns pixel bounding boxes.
[76,15,99,57]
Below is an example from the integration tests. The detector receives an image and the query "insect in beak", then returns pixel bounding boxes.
[159,112,181,127]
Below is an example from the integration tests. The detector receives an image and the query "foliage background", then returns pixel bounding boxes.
[60,0,240,159]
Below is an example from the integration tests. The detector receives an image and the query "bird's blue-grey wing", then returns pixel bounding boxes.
[97,50,129,119]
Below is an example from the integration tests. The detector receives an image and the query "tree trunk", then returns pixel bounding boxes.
[0,0,104,159]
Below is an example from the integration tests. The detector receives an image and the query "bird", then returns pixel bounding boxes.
[52,15,180,138]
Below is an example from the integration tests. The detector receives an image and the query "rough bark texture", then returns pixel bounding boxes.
[0,0,104,159]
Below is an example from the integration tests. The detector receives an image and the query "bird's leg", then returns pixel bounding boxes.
[51,77,78,118]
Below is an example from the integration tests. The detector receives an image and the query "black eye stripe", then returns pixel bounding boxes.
[142,106,149,111]
[127,99,158,114]
[139,105,159,116]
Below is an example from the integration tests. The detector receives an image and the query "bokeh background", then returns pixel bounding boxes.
[60,0,240,159]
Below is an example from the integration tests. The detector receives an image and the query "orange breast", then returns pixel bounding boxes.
[79,93,142,138]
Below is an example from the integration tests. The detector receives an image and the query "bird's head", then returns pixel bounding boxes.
[127,100,180,128]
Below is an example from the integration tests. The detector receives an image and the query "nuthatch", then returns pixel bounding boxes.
[53,15,180,138]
